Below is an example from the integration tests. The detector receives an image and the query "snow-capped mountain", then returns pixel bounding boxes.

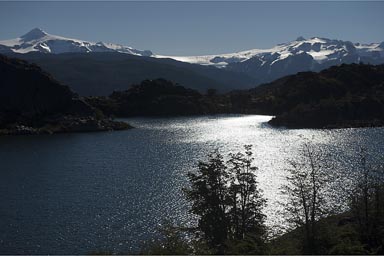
[156,36,384,85]
[158,36,384,68]
[0,28,152,56]
[1,28,384,90]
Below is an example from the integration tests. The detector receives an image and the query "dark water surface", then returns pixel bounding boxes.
[1,115,383,254]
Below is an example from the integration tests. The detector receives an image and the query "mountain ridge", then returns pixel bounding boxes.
[2,28,384,96]
[0,28,152,56]
[160,36,384,85]
[7,51,255,95]
[2,28,383,67]
[160,36,384,67]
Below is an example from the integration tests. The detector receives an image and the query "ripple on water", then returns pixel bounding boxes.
[0,114,383,253]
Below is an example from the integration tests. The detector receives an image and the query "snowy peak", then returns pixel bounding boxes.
[157,36,384,68]
[295,36,306,41]
[0,28,153,56]
[20,28,48,41]
[153,36,384,86]
[1,29,383,77]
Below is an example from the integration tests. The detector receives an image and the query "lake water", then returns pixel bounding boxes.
[1,115,383,254]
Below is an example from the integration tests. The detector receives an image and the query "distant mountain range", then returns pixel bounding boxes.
[1,28,384,95]
[161,36,384,86]
[163,36,384,67]
[0,28,152,56]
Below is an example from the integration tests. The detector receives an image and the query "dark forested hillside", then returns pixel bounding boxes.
[0,54,130,134]
[6,52,255,96]
[86,79,230,116]
[85,63,384,129]
[3,52,383,130]
[232,63,384,128]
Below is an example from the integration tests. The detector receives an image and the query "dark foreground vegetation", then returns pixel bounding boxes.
[86,63,384,129]
[140,145,384,255]
[0,54,131,135]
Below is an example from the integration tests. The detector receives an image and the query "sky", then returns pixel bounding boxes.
[0,1,383,56]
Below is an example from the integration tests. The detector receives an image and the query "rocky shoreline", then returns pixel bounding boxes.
[0,54,134,136]
[268,117,384,129]
[0,116,132,135]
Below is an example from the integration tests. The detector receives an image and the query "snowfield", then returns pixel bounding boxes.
[1,28,383,70]
[0,28,152,56]
[155,37,383,68]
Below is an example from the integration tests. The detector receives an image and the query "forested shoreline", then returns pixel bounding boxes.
[1,53,384,134]
[86,63,384,129]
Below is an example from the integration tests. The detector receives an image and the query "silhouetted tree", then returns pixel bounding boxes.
[184,146,267,254]
[348,148,384,253]
[184,150,229,253]
[140,221,192,255]
[227,145,267,250]
[281,143,335,254]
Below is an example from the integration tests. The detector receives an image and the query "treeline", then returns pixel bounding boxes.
[86,63,384,129]
[2,53,384,131]
[86,79,232,117]
[141,145,384,255]
[233,63,384,128]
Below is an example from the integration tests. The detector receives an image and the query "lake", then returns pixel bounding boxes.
[1,115,383,254]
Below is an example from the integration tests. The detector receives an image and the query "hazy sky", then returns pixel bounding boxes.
[0,1,383,55]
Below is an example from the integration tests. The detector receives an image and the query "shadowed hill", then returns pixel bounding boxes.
[86,79,230,116]
[0,54,130,134]
[6,52,256,96]
[232,63,384,128]
[85,63,384,129]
